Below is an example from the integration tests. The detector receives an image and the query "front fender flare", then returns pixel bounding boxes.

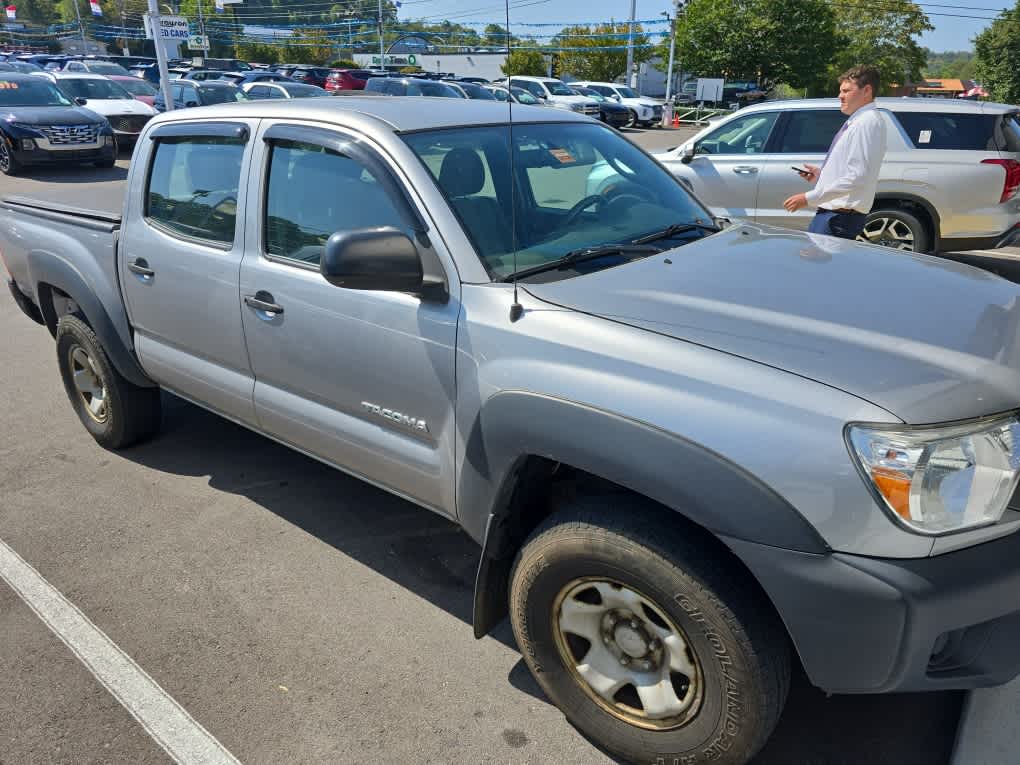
[464,391,828,636]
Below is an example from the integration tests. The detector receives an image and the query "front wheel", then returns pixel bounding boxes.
[55,315,161,449]
[625,109,638,128]
[510,500,790,765]
[857,208,931,253]
[0,133,21,176]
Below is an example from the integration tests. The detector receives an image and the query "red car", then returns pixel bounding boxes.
[107,75,157,107]
[325,69,374,92]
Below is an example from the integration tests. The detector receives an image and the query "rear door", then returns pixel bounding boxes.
[755,108,847,229]
[118,120,259,425]
[661,110,780,221]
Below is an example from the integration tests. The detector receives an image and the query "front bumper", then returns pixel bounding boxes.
[12,144,116,167]
[728,530,1020,694]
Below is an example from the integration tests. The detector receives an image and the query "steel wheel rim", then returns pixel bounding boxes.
[858,217,916,250]
[68,345,109,424]
[0,139,10,173]
[552,577,704,731]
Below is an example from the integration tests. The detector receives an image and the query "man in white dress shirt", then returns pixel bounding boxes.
[783,65,887,240]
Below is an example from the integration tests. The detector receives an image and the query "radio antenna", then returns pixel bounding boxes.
[507,0,523,322]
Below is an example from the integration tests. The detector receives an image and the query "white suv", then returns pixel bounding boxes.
[499,76,600,118]
[572,81,664,127]
[652,97,1020,253]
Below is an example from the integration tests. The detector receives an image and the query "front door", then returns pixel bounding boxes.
[664,110,781,221]
[118,120,258,425]
[238,122,460,515]
[754,108,848,229]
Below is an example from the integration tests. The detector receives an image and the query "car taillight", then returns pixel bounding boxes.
[982,158,1020,203]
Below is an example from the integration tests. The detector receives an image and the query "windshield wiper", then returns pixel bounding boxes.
[632,221,720,245]
[499,243,661,282]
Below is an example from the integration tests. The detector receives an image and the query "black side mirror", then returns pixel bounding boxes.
[321,227,444,299]
[681,144,696,164]
[74,97,88,106]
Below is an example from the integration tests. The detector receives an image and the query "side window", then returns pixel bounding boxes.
[264,140,408,266]
[893,112,997,150]
[695,111,780,155]
[170,83,183,100]
[248,85,268,99]
[146,135,245,245]
[592,85,614,97]
[268,87,286,99]
[777,110,848,153]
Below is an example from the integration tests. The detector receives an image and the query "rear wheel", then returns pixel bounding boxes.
[857,208,931,253]
[510,499,790,765]
[55,315,161,449]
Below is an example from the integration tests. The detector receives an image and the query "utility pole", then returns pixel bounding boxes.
[664,0,683,100]
[146,0,174,111]
[624,0,636,88]
[119,0,128,55]
[197,0,205,57]
[378,0,384,66]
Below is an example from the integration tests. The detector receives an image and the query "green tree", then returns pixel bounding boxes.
[554,22,650,82]
[974,2,1020,102]
[662,0,836,92]
[14,0,58,26]
[282,28,337,65]
[483,23,508,47]
[827,0,932,92]
[925,49,977,80]
[501,48,547,76]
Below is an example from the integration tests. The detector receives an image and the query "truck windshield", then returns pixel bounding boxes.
[0,78,73,107]
[546,81,575,96]
[403,122,712,280]
[616,86,638,98]
[59,77,132,100]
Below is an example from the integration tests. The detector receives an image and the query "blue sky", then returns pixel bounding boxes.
[396,0,1015,52]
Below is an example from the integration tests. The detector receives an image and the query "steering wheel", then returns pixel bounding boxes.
[559,194,606,229]
[194,194,237,232]
[601,182,655,209]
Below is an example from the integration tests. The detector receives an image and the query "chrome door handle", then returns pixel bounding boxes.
[128,258,154,279]
[244,291,284,316]
[732,166,759,175]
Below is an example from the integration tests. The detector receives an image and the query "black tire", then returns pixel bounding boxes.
[0,133,20,176]
[510,499,790,765]
[94,151,117,169]
[55,315,161,449]
[858,208,931,253]
[625,109,638,128]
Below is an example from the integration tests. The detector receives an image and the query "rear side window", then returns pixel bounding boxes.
[264,140,408,266]
[777,110,847,153]
[893,112,997,150]
[996,113,1020,153]
[146,136,245,245]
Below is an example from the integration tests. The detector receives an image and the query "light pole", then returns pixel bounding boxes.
[664,0,683,101]
[624,0,636,88]
[72,0,87,50]
[378,0,384,66]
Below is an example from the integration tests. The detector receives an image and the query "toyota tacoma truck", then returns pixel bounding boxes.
[5,97,1020,765]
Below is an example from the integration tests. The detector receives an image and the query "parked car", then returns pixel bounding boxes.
[182,69,228,82]
[153,79,249,111]
[128,65,190,84]
[196,57,252,72]
[648,97,1020,253]
[456,76,489,84]
[219,71,291,87]
[0,61,43,74]
[497,76,600,118]
[107,75,157,108]
[571,81,663,127]
[570,85,631,128]
[62,59,131,76]
[289,67,330,88]
[441,80,496,100]
[325,68,375,92]
[483,85,542,105]
[7,97,1020,765]
[43,72,155,146]
[0,72,116,174]
[242,81,329,100]
[364,77,464,98]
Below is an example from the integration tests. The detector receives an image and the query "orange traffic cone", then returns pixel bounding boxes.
[672,111,680,127]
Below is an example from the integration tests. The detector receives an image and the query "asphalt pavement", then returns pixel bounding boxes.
[0,127,969,764]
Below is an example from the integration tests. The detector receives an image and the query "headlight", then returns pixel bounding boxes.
[8,123,41,134]
[847,416,1020,535]
[569,103,586,112]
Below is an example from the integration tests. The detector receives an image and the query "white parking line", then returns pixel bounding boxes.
[0,538,242,765]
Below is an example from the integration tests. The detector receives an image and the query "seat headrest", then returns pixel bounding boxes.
[438,147,486,198]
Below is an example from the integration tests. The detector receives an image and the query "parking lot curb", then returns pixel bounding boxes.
[951,679,1020,764]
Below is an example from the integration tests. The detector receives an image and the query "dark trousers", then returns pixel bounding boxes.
[808,209,867,240]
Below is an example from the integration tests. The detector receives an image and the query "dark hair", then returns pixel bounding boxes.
[839,65,880,96]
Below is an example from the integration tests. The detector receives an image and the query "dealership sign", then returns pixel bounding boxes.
[144,14,189,40]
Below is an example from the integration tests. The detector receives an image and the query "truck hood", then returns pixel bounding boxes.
[525,224,1020,424]
[76,98,154,117]
[1,106,106,125]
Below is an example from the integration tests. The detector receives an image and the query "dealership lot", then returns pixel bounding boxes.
[0,126,985,764]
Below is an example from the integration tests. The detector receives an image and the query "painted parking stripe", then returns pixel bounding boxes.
[0,538,242,765]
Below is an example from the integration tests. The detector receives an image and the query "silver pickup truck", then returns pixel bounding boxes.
[5,97,1020,765]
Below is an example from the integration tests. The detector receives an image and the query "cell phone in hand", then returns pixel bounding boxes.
[791,166,811,176]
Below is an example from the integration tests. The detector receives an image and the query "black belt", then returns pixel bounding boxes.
[821,207,865,215]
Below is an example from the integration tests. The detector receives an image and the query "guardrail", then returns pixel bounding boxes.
[669,105,736,125]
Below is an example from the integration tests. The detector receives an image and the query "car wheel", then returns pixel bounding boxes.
[0,133,21,176]
[94,153,117,169]
[857,208,931,253]
[510,499,790,765]
[55,315,162,449]
[625,109,638,128]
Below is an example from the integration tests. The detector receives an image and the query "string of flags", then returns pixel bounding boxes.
[89,0,102,16]
[5,4,15,20]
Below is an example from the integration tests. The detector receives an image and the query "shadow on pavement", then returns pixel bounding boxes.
[124,393,962,764]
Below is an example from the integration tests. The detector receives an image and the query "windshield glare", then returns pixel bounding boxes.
[88,62,130,75]
[199,86,248,104]
[0,78,73,106]
[403,123,710,280]
[60,77,132,100]
[546,81,575,96]
[118,78,156,95]
[282,83,327,97]
[617,86,638,98]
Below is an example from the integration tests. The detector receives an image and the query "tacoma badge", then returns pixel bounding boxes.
[361,401,429,433]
